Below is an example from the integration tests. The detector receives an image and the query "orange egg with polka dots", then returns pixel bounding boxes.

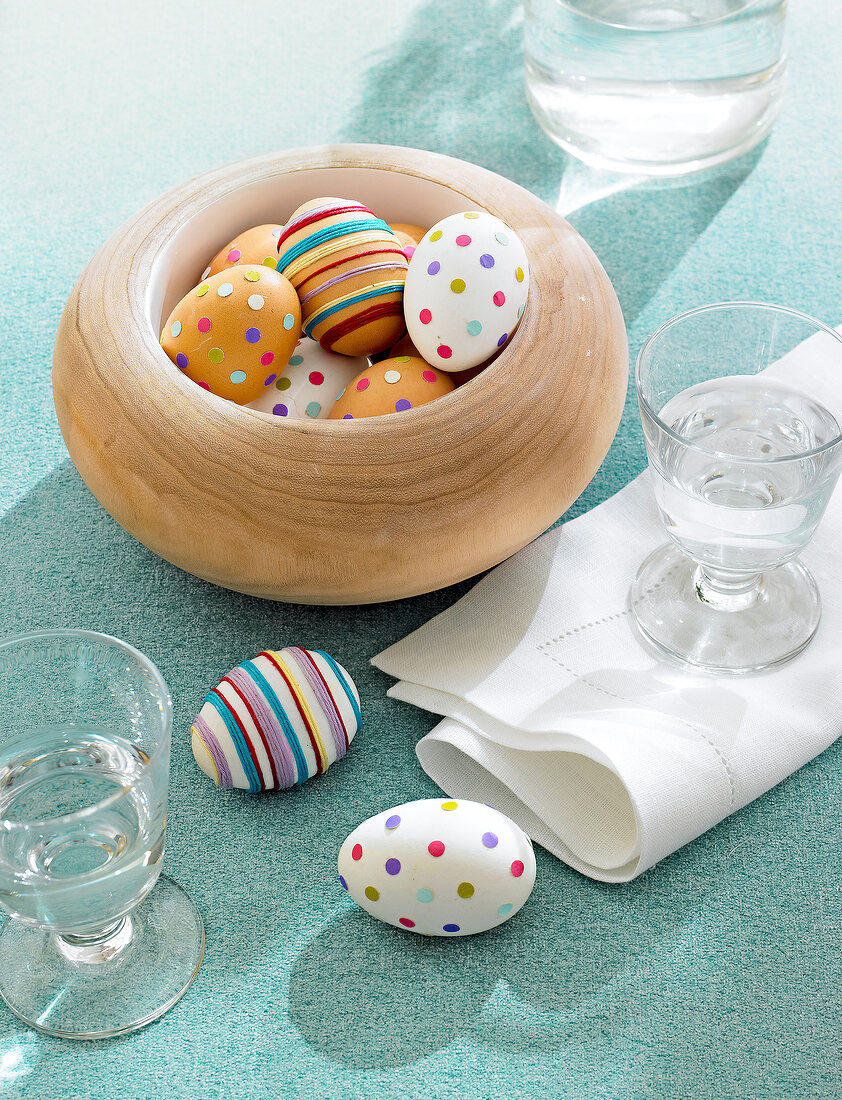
[206,224,284,277]
[328,356,455,419]
[389,222,427,262]
[160,267,301,404]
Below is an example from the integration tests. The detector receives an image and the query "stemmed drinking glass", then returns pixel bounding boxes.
[0,630,204,1038]
[631,303,842,673]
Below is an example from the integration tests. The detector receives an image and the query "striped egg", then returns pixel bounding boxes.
[190,647,361,792]
[276,197,407,358]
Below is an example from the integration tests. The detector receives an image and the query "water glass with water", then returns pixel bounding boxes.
[525,0,788,175]
[631,303,842,673]
[0,630,204,1038]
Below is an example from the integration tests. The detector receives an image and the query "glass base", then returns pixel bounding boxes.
[0,874,204,1039]
[630,544,821,674]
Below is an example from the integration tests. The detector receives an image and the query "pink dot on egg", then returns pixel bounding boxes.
[197,316,211,333]
[456,234,471,247]
[309,371,325,386]
[419,308,432,325]
[352,844,363,861]
[428,840,445,857]
[493,291,506,307]
[260,352,275,366]
[197,381,211,391]
[227,248,242,263]
[422,370,437,383]
[399,917,416,928]
[404,246,416,260]
[437,345,452,360]
[511,860,525,878]
[356,378,370,391]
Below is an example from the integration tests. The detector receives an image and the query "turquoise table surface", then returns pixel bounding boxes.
[2,1,841,1097]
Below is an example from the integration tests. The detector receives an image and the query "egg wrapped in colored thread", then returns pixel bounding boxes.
[276,197,408,358]
[190,647,361,792]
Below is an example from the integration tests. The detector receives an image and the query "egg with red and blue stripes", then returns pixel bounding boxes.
[338,798,536,936]
[190,647,361,791]
[404,211,529,373]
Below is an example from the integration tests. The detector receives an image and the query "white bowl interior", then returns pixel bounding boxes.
[147,167,485,333]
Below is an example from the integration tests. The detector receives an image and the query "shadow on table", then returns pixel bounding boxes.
[287,859,699,1069]
[340,0,766,335]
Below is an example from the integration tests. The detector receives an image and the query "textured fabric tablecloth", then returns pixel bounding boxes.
[2,2,842,1098]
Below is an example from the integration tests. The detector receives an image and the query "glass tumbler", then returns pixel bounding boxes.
[524,0,788,175]
[0,630,204,1038]
[631,303,842,673]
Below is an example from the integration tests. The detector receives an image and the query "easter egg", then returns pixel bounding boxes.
[328,356,454,419]
[389,222,427,262]
[206,223,284,277]
[276,197,408,358]
[389,332,487,387]
[247,337,367,419]
[404,211,529,372]
[190,647,361,792]
[338,798,536,936]
[160,267,301,404]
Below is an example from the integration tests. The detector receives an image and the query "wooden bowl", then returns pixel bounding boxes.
[53,145,627,605]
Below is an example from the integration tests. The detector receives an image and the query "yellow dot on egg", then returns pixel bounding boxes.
[245,269,261,281]
[457,882,475,898]
[196,284,209,297]
[394,356,410,363]
[464,212,480,219]
[365,886,380,902]
[442,801,458,810]
[450,278,466,294]
[429,230,443,242]
[208,347,224,363]
[516,267,525,282]
[262,257,276,268]
[383,370,402,384]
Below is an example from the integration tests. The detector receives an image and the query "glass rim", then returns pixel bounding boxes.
[635,300,842,463]
[0,629,172,833]
[551,0,764,32]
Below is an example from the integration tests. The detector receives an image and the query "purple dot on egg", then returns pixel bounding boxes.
[175,352,189,369]
[443,924,460,933]
[480,253,495,268]
[343,413,354,419]
[264,374,277,386]
[482,832,499,848]
[245,327,261,343]
[273,404,289,416]
[385,815,401,829]
[339,875,348,891]
[427,260,441,276]
[385,858,401,876]
[497,333,509,347]
[395,398,412,412]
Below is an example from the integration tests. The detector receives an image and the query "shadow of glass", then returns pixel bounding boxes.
[338,0,568,203]
[287,856,701,1067]
[565,144,766,329]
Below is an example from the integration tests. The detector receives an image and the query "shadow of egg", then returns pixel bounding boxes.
[287,908,496,1067]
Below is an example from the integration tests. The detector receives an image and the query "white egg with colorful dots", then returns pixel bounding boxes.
[338,798,536,936]
[403,211,530,373]
[247,337,367,419]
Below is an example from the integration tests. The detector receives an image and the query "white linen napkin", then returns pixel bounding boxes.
[371,328,842,882]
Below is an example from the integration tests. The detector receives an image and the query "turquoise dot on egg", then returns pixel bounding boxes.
[467,320,482,336]
[305,401,321,417]
[416,888,434,903]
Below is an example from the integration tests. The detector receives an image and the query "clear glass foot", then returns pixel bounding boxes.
[0,875,204,1039]
[630,543,821,674]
